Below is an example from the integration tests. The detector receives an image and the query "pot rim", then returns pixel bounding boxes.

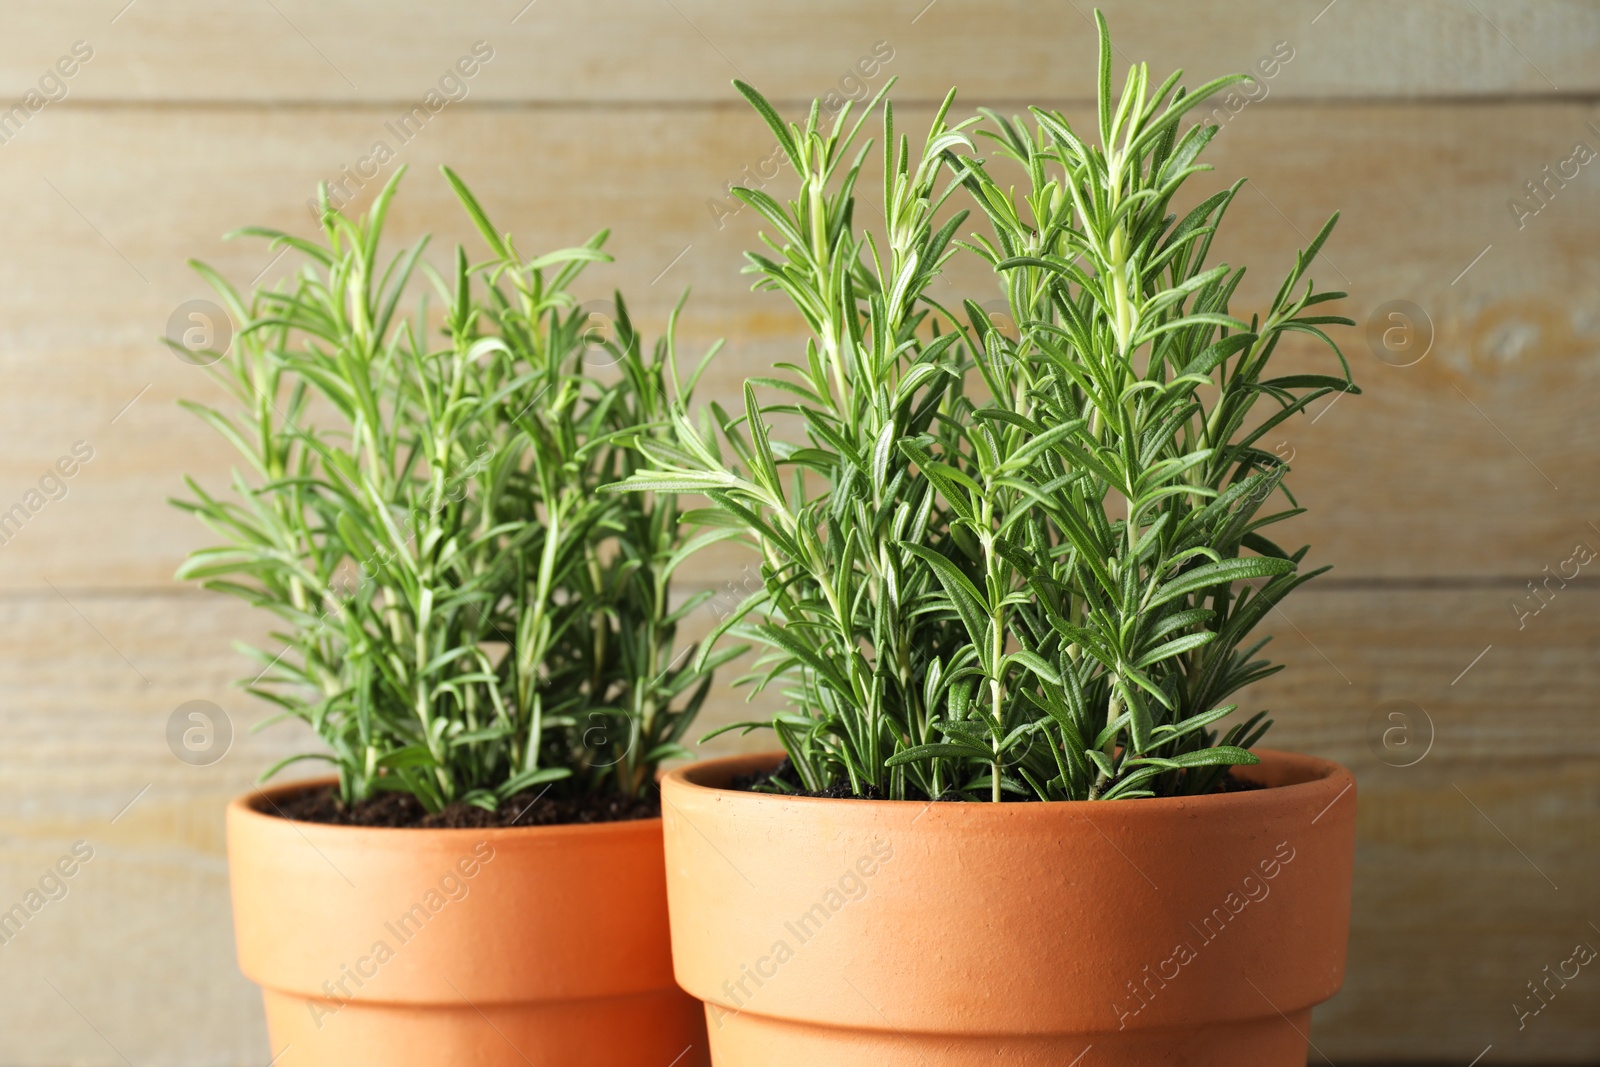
[228,775,663,841]
[663,746,1351,817]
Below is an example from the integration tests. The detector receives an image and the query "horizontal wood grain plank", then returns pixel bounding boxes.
[0,587,1594,1061]
[1,0,1596,105]
[0,101,1596,589]
[1249,586,1600,1060]
[0,838,257,1066]
[0,577,1594,807]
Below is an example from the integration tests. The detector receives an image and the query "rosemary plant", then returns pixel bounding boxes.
[614,15,1356,802]
[173,167,733,811]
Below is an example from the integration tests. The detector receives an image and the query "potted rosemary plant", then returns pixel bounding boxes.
[175,168,728,1066]
[616,17,1359,1065]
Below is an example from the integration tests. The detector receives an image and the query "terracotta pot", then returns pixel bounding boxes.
[662,748,1356,1066]
[227,778,708,1067]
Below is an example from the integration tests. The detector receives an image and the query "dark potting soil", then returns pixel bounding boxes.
[731,757,1263,801]
[264,783,660,828]
[730,760,968,802]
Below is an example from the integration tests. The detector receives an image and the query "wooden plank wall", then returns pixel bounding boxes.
[0,1,1596,1062]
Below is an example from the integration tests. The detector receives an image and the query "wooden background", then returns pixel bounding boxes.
[0,1,1596,1062]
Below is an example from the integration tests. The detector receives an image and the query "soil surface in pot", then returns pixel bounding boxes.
[265,784,660,828]
[731,758,1263,801]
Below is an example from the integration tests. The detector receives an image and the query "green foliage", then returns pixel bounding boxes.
[172,167,731,812]
[613,15,1355,802]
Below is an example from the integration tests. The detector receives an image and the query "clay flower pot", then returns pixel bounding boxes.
[227,779,708,1067]
[661,748,1355,1066]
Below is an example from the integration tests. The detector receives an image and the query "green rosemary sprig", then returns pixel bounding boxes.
[172,167,732,811]
[612,13,1357,801]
